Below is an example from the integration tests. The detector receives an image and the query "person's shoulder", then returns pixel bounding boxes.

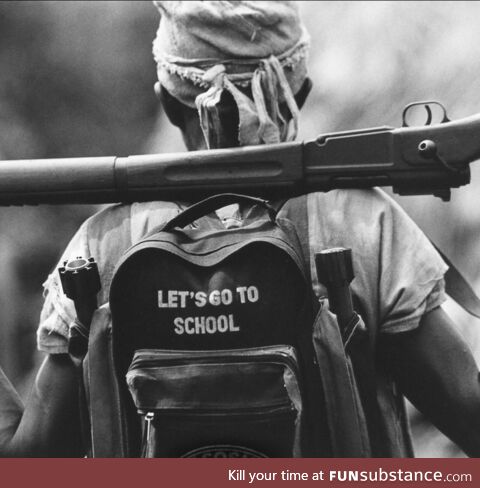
[310,187,398,210]
[85,201,181,231]
[306,188,422,254]
[85,203,130,227]
[84,200,185,249]
[308,188,403,224]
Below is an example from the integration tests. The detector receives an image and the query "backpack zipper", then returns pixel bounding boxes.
[143,411,155,458]
[141,403,295,419]
[128,345,300,378]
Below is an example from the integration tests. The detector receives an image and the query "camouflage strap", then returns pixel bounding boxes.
[432,244,480,319]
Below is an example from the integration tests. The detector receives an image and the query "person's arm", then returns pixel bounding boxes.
[380,306,480,457]
[0,354,83,457]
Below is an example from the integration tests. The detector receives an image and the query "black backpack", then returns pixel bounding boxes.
[85,194,370,457]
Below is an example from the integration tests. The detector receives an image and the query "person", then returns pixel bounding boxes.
[1,0,480,457]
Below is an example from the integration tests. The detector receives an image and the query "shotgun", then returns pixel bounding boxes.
[0,102,477,205]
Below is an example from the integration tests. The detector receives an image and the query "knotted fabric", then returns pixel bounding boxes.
[152,1,310,147]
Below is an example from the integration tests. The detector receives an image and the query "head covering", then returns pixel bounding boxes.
[152,1,310,147]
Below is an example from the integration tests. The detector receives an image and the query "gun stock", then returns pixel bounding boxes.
[0,102,477,205]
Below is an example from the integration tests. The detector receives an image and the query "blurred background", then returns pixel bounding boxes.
[0,0,479,457]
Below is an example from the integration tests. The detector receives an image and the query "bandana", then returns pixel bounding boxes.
[152,1,310,147]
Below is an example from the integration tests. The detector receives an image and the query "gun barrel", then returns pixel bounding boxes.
[0,143,303,205]
[0,157,116,204]
[0,110,478,205]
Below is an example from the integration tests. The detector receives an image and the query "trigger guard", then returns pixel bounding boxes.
[401,101,449,127]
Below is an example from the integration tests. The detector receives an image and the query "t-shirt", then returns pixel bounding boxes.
[37,189,447,354]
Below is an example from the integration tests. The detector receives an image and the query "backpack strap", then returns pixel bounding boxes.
[276,196,310,271]
[87,304,128,457]
[278,195,372,456]
[312,307,371,456]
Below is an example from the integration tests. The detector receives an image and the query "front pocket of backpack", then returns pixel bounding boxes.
[126,346,302,458]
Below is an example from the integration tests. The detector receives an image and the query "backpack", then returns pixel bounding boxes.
[83,193,371,457]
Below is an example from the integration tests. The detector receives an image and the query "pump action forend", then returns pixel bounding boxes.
[0,102,477,205]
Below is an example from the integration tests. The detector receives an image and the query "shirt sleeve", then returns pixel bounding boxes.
[307,189,448,335]
[37,220,90,354]
[375,193,448,333]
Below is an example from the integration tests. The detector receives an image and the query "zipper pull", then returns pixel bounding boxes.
[143,412,155,458]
